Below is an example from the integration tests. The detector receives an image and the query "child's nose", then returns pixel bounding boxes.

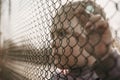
[51,41,58,48]
[51,41,59,48]
[51,41,55,48]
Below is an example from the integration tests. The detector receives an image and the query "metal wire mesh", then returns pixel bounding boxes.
[0,0,120,80]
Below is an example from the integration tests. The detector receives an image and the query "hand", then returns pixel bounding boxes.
[84,15,113,59]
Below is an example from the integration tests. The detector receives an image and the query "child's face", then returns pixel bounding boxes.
[50,1,112,69]
[51,16,96,69]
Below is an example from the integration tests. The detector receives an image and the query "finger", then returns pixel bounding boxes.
[85,15,102,32]
[89,14,101,23]
[95,20,108,34]
[95,20,108,29]
[85,21,92,29]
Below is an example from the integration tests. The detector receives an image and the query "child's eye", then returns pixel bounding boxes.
[58,30,66,38]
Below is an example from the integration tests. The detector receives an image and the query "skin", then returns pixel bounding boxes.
[50,1,113,69]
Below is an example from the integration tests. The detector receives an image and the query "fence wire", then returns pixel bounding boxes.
[0,0,120,80]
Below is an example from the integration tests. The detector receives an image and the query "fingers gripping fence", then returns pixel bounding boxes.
[1,0,120,80]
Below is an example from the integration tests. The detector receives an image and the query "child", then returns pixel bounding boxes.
[50,0,120,80]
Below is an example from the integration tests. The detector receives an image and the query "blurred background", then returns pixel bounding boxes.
[0,0,120,80]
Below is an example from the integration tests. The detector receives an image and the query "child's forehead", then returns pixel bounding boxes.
[51,16,84,34]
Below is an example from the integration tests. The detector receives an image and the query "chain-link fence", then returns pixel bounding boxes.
[0,0,120,80]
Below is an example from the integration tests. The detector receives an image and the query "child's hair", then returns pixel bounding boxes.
[51,0,106,42]
[52,0,106,27]
[52,1,105,38]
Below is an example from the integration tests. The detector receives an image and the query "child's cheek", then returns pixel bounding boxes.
[68,37,77,47]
